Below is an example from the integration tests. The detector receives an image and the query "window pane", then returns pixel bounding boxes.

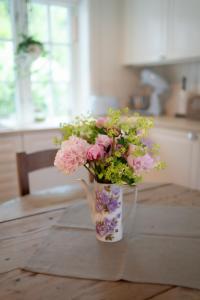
[0,0,12,39]
[31,53,50,82]
[51,46,71,81]
[52,83,72,116]
[0,82,15,117]
[31,82,50,114]
[28,3,48,42]
[0,41,14,81]
[50,6,70,43]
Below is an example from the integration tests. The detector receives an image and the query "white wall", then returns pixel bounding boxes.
[88,0,138,107]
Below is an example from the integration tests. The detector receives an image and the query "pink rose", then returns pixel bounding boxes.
[87,144,104,160]
[54,136,89,174]
[127,153,154,174]
[96,117,108,128]
[96,134,112,148]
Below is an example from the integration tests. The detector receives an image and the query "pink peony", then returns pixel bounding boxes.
[96,134,112,148]
[54,136,89,174]
[96,117,108,128]
[87,144,104,160]
[127,153,154,174]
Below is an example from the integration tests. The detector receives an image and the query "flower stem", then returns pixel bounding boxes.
[84,164,96,179]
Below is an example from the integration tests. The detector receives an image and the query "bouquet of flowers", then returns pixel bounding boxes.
[54,108,165,185]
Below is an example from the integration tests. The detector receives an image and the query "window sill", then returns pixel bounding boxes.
[0,117,72,135]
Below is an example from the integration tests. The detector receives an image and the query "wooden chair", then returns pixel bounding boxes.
[16,149,58,196]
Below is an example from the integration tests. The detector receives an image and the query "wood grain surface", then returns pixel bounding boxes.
[0,183,199,300]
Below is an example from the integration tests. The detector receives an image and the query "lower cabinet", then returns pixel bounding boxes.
[144,128,200,190]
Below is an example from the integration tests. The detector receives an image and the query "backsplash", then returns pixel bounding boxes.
[150,62,200,116]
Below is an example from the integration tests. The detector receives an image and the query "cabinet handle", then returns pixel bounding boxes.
[187,132,198,141]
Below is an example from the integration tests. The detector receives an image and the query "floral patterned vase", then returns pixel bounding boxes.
[94,182,123,242]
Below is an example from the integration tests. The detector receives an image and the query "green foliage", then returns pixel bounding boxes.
[155,161,167,170]
[135,115,154,134]
[150,143,160,156]
[17,35,45,55]
[60,117,99,144]
[94,156,140,185]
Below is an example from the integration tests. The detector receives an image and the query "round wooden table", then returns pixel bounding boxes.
[0,183,200,299]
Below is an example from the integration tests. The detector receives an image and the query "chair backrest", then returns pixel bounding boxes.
[16,149,58,196]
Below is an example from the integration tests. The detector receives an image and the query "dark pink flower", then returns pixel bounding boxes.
[96,134,112,148]
[87,144,104,160]
[96,117,108,128]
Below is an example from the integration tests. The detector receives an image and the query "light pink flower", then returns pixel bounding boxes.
[87,144,104,160]
[127,153,154,174]
[54,136,89,174]
[96,117,108,128]
[96,134,112,148]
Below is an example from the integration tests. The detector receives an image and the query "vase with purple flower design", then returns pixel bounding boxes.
[95,182,123,242]
[80,180,124,242]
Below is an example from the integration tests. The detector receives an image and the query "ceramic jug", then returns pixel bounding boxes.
[80,179,123,242]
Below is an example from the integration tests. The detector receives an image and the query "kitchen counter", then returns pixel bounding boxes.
[153,116,200,133]
[0,116,199,136]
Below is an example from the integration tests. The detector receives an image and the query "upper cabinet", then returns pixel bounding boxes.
[123,0,200,65]
[123,0,167,65]
[167,0,200,61]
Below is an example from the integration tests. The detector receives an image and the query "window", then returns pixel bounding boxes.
[0,0,78,125]
[0,0,15,120]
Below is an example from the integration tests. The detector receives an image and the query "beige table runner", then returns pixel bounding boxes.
[25,199,200,289]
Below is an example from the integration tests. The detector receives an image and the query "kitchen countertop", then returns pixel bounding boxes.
[153,116,200,133]
[0,116,199,136]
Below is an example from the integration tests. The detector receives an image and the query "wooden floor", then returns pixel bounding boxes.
[0,183,200,300]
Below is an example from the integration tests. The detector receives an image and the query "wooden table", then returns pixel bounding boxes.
[0,183,200,300]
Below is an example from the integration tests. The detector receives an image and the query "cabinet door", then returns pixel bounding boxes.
[123,0,168,65]
[0,135,22,202]
[190,134,200,190]
[167,0,200,61]
[144,128,194,188]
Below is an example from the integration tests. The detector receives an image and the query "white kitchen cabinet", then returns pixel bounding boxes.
[144,128,200,189]
[0,134,22,202]
[123,0,200,65]
[123,0,167,65]
[167,0,200,61]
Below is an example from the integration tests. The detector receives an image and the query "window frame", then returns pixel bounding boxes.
[0,0,79,125]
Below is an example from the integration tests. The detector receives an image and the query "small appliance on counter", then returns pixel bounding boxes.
[129,69,169,116]
[186,94,200,120]
[175,76,188,118]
